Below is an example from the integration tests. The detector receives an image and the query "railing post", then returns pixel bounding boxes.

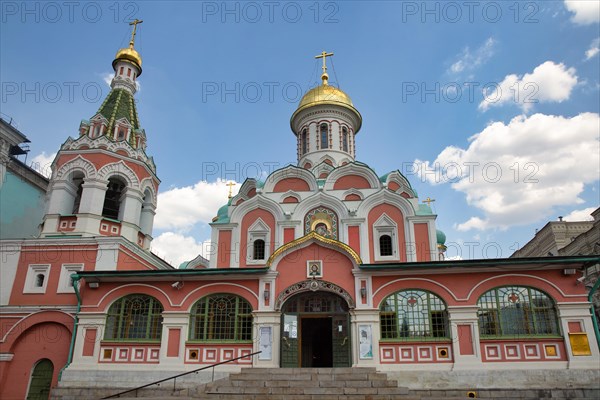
[212,365,215,382]
[173,377,176,391]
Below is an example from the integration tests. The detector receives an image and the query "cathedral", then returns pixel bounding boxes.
[1,25,599,399]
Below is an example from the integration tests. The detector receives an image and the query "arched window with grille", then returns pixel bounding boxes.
[189,294,253,342]
[477,286,560,337]
[253,239,265,260]
[379,235,393,256]
[320,123,329,149]
[380,289,449,341]
[105,294,164,340]
[301,129,308,155]
[342,127,348,152]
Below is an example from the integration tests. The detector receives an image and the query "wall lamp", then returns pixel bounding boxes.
[88,281,100,289]
[360,287,367,299]
[263,290,270,301]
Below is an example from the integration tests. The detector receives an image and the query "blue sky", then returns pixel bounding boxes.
[2,1,599,265]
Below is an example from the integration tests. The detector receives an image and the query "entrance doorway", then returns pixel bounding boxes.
[301,317,333,367]
[26,359,53,400]
[281,291,350,368]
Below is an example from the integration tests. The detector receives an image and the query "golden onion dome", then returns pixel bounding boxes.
[291,73,362,133]
[298,83,354,110]
[112,45,142,75]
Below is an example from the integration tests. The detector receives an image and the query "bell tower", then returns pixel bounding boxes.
[41,21,159,249]
[290,51,362,170]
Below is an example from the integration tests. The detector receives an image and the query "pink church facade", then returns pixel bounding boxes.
[1,32,599,399]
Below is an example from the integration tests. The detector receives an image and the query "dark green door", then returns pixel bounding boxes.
[27,359,53,400]
[280,291,351,367]
[281,314,299,367]
[332,314,351,367]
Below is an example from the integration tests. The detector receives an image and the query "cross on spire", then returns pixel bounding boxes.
[315,51,334,85]
[423,197,435,207]
[128,19,143,48]
[226,181,236,199]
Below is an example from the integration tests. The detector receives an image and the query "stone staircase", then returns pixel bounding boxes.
[52,367,600,399]
[196,367,413,399]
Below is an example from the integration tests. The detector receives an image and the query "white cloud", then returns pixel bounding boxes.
[563,207,596,221]
[448,37,496,76]
[151,232,211,267]
[565,0,600,24]
[154,179,239,231]
[414,113,600,231]
[585,38,600,60]
[479,61,578,112]
[30,152,56,178]
[102,73,114,87]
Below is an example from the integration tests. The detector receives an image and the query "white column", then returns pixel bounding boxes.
[76,178,108,236]
[447,306,483,370]
[139,203,156,236]
[46,180,77,215]
[78,178,108,215]
[557,302,600,369]
[119,188,143,225]
[119,188,143,243]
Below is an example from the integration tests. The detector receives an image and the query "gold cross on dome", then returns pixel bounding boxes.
[128,19,143,47]
[226,181,236,199]
[315,51,334,84]
[423,197,435,207]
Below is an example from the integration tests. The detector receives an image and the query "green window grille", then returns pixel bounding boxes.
[477,286,560,337]
[189,294,253,342]
[104,294,163,341]
[380,289,449,341]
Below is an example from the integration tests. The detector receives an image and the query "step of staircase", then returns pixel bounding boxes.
[195,367,416,399]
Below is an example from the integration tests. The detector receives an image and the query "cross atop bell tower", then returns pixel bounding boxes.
[315,51,334,85]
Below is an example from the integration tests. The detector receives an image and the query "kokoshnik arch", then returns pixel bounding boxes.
[0,23,598,399]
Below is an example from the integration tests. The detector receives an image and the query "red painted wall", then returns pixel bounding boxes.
[275,243,355,304]
[0,321,71,400]
[414,223,431,262]
[240,208,276,267]
[368,203,406,263]
[9,245,96,306]
[284,228,295,244]
[217,230,232,268]
[333,175,371,190]
[272,178,310,192]
[348,226,361,255]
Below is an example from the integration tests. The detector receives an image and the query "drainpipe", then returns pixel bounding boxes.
[58,274,82,380]
[588,277,600,349]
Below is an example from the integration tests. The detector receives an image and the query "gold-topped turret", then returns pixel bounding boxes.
[113,19,143,75]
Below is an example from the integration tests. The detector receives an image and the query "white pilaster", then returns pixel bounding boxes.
[447,306,483,370]
[159,312,189,367]
[253,311,281,368]
[351,309,380,367]
[557,302,600,369]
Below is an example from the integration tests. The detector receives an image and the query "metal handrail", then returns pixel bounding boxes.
[101,350,261,399]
